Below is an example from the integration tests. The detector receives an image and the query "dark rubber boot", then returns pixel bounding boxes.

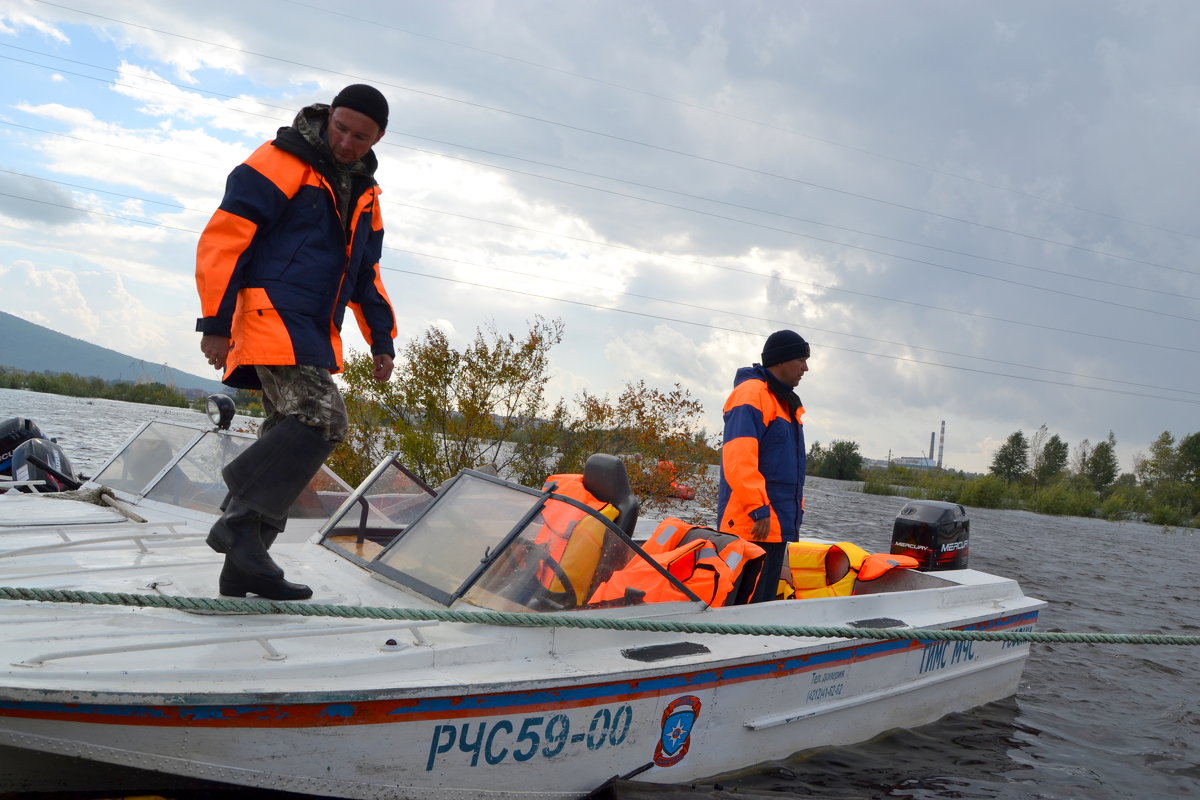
[259,516,286,549]
[206,497,284,580]
[219,556,312,600]
[209,415,332,595]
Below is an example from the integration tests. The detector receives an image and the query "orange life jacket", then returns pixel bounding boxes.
[779,541,919,599]
[538,473,620,604]
[591,517,765,607]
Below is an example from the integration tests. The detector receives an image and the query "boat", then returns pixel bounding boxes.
[0,397,1044,799]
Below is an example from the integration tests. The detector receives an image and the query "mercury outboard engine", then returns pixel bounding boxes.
[890,499,969,571]
[10,438,80,493]
[1,417,47,478]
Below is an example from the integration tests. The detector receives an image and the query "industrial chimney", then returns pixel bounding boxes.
[937,420,945,469]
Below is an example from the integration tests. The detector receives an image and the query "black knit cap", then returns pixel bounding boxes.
[331,84,389,131]
[761,329,810,366]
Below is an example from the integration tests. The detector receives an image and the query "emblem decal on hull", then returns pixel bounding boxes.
[654,694,701,767]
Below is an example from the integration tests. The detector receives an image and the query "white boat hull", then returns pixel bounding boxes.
[0,594,1037,798]
[0,417,1043,798]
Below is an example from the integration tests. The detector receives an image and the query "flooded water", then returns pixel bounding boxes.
[2,387,1198,799]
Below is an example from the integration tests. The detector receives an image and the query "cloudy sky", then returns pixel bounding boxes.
[1,0,1197,475]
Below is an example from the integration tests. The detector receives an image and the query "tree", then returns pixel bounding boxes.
[1028,424,1049,486]
[989,430,1029,483]
[554,381,713,513]
[1072,438,1092,476]
[333,317,569,487]
[814,440,864,480]
[1083,431,1119,491]
[1179,432,1200,486]
[807,441,826,475]
[1035,434,1069,486]
[334,318,715,512]
[1137,431,1181,487]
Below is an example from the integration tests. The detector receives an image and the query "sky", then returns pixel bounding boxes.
[1,0,1197,475]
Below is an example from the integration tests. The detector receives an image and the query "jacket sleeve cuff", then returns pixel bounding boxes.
[196,317,232,337]
[749,505,771,521]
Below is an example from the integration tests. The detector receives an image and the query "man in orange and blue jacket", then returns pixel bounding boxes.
[716,330,809,602]
[195,84,397,601]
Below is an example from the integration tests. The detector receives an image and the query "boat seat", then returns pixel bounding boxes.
[580,454,640,537]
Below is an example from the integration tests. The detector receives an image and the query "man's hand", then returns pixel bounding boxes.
[200,335,230,371]
[372,353,394,382]
[750,515,771,541]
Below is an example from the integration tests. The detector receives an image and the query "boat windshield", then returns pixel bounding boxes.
[93,421,202,496]
[92,420,352,515]
[320,460,688,612]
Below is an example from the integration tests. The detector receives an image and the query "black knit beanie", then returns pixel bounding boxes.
[761,330,810,366]
[331,84,389,131]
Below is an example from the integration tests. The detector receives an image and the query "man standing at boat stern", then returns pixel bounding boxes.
[195,84,397,600]
[717,330,809,603]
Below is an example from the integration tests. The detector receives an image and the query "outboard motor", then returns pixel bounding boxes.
[890,500,969,571]
[1,417,47,478]
[10,438,79,493]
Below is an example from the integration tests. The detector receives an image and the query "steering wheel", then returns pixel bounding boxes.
[519,541,578,610]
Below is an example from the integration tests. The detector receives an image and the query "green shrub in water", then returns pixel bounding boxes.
[955,475,1010,509]
[1031,483,1098,517]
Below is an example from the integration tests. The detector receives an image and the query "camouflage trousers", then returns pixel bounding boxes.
[255,365,348,444]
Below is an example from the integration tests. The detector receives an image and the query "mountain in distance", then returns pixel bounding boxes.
[0,309,224,396]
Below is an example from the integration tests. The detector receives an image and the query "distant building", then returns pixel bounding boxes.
[892,456,937,470]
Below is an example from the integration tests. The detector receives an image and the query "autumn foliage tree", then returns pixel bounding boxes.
[332,317,567,487]
[332,318,716,512]
[553,381,716,514]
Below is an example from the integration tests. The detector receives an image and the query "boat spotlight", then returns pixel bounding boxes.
[206,394,236,431]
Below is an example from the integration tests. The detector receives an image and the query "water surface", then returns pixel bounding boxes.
[2,388,1197,799]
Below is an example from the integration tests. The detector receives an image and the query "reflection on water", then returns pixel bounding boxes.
[2,389,1198,799]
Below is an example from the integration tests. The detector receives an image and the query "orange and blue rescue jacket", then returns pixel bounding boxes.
[195,109,396,389]
[717,365,806,543]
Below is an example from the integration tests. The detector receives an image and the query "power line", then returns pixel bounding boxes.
[4,4,1197,412]
[278,0,1200,246]
[4,171,1198,359]
[388,245,1200,397]
[9,187,1200,406]
[394,135,1200,299]
[6,42,1194,300]
[4,162,1199,367]
[390,199,1200,325]
[4,119,1196,325]
[380,263,1200,407]
[26,2,1197,276]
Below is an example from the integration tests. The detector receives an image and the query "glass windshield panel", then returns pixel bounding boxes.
[464,494,645,612]
[289,462,355,520]
[321,461,693,611]
[372,473,541,601]
[145,432,250,512]
[94,422,199,495]
[320,458,438,562]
